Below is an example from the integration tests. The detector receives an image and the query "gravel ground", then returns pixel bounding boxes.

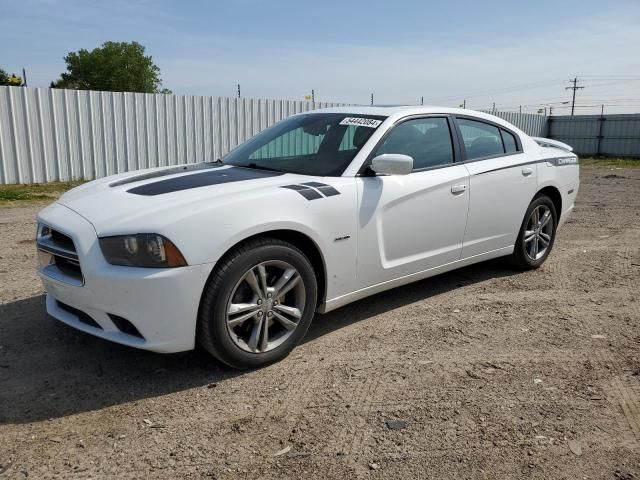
[0,165,639,479]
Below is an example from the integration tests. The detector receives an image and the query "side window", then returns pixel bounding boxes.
[501,129,518,153]
[457,118,504,160]
[374,117,454,170]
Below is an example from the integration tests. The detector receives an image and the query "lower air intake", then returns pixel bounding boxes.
[108,314,145,340]
[57,301,103,330]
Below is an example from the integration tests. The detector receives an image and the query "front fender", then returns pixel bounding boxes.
[164,180,359,302]
[202,220,330,266]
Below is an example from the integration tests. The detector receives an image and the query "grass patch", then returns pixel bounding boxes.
[580,157,640,168]
[0,181,84,204]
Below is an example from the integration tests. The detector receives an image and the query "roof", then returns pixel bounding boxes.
[308,105,454,116]
[302,105,530,136]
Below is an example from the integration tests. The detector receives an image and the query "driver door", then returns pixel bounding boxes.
[356,116,470,288]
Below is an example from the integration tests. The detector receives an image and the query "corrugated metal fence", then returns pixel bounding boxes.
[547,114,640,157]
[1,86,548,184]
[0,87,348,184]
[481,110,547,139]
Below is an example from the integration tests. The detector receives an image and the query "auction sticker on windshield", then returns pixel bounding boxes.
[339,117,383,128]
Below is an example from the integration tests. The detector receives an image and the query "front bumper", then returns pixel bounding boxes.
[37,203,214,353]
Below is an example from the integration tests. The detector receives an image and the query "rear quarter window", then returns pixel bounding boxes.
[501,129,518,153]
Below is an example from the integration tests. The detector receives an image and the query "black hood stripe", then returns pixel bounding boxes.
[111,162,222,187]
[128,166,284,196]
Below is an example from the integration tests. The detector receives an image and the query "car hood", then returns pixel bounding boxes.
[56,163,312,235]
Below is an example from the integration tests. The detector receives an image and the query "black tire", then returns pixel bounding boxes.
[197,237,317,369]
[510,194,558,270]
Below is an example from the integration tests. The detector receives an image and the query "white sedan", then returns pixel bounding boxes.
[37,106,579,368]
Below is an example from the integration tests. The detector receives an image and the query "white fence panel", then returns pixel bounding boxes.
[0,87,350,184]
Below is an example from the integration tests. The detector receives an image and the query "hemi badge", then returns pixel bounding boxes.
[334,235,351,242]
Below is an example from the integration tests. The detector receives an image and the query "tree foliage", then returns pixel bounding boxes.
[53,41,170,93]
[0,69,22,86]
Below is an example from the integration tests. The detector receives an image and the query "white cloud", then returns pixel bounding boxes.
[160,7,640,114]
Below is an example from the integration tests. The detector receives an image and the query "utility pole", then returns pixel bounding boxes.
[22,68,27,87]
[370,93,374,106]
[237,84,241,98]
[463,99,466,109]
[420,96,424,106]
[596,104,605,155]
[565,77,584,116]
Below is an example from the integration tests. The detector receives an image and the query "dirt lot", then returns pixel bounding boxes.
[0,165,639,479]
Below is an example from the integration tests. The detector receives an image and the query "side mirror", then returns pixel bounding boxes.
[370,154,413,176]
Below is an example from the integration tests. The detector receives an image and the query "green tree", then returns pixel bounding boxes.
[1,69,23,86]
[52,41,170,93]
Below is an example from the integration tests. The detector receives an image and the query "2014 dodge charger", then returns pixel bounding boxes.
[37,106,579,368]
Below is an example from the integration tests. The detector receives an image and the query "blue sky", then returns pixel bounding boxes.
[2,0,639,113]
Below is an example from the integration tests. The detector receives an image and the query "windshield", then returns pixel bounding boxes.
[223,113,386,176]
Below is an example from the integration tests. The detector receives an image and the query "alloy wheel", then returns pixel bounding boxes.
[524,205,554,261]
[225,260,306,353]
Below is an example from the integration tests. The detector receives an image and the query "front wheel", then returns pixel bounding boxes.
[510,195,558,270]
[197,238,317,369]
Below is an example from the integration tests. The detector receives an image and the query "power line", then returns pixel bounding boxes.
[580,79,640,89]
[578,75,640,80]
[555,104,640,108]
[428,78,566,103]
[433,77,639,108]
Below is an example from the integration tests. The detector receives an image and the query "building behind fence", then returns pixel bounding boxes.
[1,86,625,185]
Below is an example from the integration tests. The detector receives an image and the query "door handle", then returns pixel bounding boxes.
[522,167,533,177]
[451,184,467,195]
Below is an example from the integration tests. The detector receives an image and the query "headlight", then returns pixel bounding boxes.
[99,234,187,268]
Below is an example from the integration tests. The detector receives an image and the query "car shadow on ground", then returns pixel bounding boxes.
[0,258,519,424]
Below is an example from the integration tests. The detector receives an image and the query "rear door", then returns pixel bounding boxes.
[454,117,537,258]
[356,116,470,287]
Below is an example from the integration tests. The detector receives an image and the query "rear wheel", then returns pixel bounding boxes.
[197,238,317,369]
[510,195,558,270]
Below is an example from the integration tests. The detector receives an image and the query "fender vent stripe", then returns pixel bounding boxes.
[301,182,340,197]
[317,186,340,197]
[281,185,323,200]
[280,182,341,201]
[301,181,329,188]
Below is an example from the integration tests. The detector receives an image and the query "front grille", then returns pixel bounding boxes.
[50,229,76,252]
[55,256,82,277]
[37,224,84,285]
